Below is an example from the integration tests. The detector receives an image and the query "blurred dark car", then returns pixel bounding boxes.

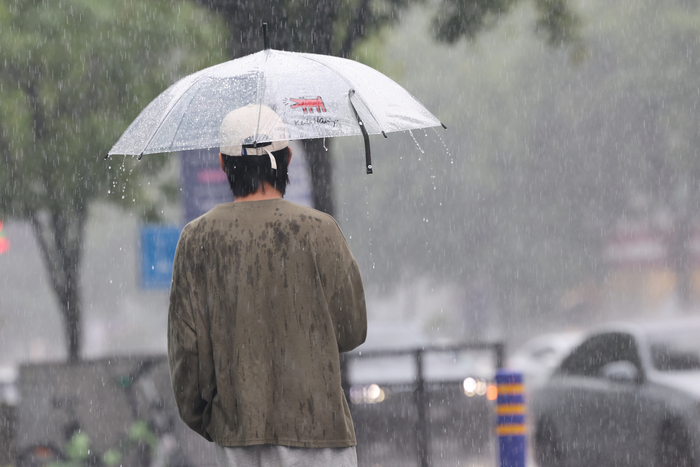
[530,317,700,467]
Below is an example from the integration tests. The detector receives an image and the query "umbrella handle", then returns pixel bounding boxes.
[360,122,372,175]
[349,91,373,175]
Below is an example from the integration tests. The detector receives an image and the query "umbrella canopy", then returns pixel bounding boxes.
[108,48,443,173]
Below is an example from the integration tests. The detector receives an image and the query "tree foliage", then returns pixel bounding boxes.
[0,0,225,361]
[433,0,580,45]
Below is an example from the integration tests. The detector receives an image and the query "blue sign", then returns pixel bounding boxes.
[141,226,182,289]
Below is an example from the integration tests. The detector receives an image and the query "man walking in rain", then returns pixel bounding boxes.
[168,104,367,467]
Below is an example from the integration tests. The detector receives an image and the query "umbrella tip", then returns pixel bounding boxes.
[441,123,447,130]
[262,23,270,50]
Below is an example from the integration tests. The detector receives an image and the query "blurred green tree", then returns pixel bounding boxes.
[194,0,580,217]
[0,0,225,362]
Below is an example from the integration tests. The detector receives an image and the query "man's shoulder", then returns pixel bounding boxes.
[277,201,349,246]
[279,201,353,253]
[180,203,232,234]
[278,199,335,224]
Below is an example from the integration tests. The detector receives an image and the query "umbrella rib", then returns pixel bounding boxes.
[137,76,207,157]
[166,78,216,154]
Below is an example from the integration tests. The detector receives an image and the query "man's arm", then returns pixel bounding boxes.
[167,232,213,441]
[328,259,367,353]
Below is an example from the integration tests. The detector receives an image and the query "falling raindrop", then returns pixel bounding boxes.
[431,127,453,164]
[408,129,425,154]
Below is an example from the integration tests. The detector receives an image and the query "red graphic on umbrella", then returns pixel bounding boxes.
[290,96,326,113]
[0,220,9,254]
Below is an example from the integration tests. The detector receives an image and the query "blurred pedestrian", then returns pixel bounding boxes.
[168,104,367,467]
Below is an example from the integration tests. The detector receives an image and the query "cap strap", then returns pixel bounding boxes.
[263,147,277,170]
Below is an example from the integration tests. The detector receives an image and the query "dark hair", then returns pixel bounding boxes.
[221,146,290,198]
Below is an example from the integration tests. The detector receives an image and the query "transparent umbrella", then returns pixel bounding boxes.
[108,43,444,174]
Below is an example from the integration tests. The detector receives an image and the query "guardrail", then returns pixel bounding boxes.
[341,342,504,467]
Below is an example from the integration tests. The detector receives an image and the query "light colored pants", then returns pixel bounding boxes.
[215,444,358,467]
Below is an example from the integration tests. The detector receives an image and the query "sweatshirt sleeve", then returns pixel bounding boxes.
[319,216,367,353]
[167,228,213,442]
[329,258,367,353]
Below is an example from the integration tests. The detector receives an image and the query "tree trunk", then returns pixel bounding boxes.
[29,208,86,363]
[23,74,82,362]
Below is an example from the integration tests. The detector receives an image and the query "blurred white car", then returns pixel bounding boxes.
[506,331,582,389]
[530,317,700,467]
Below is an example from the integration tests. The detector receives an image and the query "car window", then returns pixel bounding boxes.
[650,345,700,371]
[558,333,641,378]
[642,323,700,371]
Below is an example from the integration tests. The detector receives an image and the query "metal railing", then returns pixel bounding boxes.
[341,342,504,467]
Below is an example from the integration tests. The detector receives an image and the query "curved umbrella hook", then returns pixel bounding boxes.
[349,90,373,175]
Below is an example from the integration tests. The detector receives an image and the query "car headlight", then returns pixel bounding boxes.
[350,384,386,404]
[463,377,496,399]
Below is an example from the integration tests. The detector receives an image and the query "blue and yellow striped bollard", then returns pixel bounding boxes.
[496,370,526,467]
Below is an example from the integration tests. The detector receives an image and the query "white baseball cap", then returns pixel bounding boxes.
[219,104,289,170]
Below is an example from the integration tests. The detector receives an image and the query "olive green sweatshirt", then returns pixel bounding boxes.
[168,199,367,448]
